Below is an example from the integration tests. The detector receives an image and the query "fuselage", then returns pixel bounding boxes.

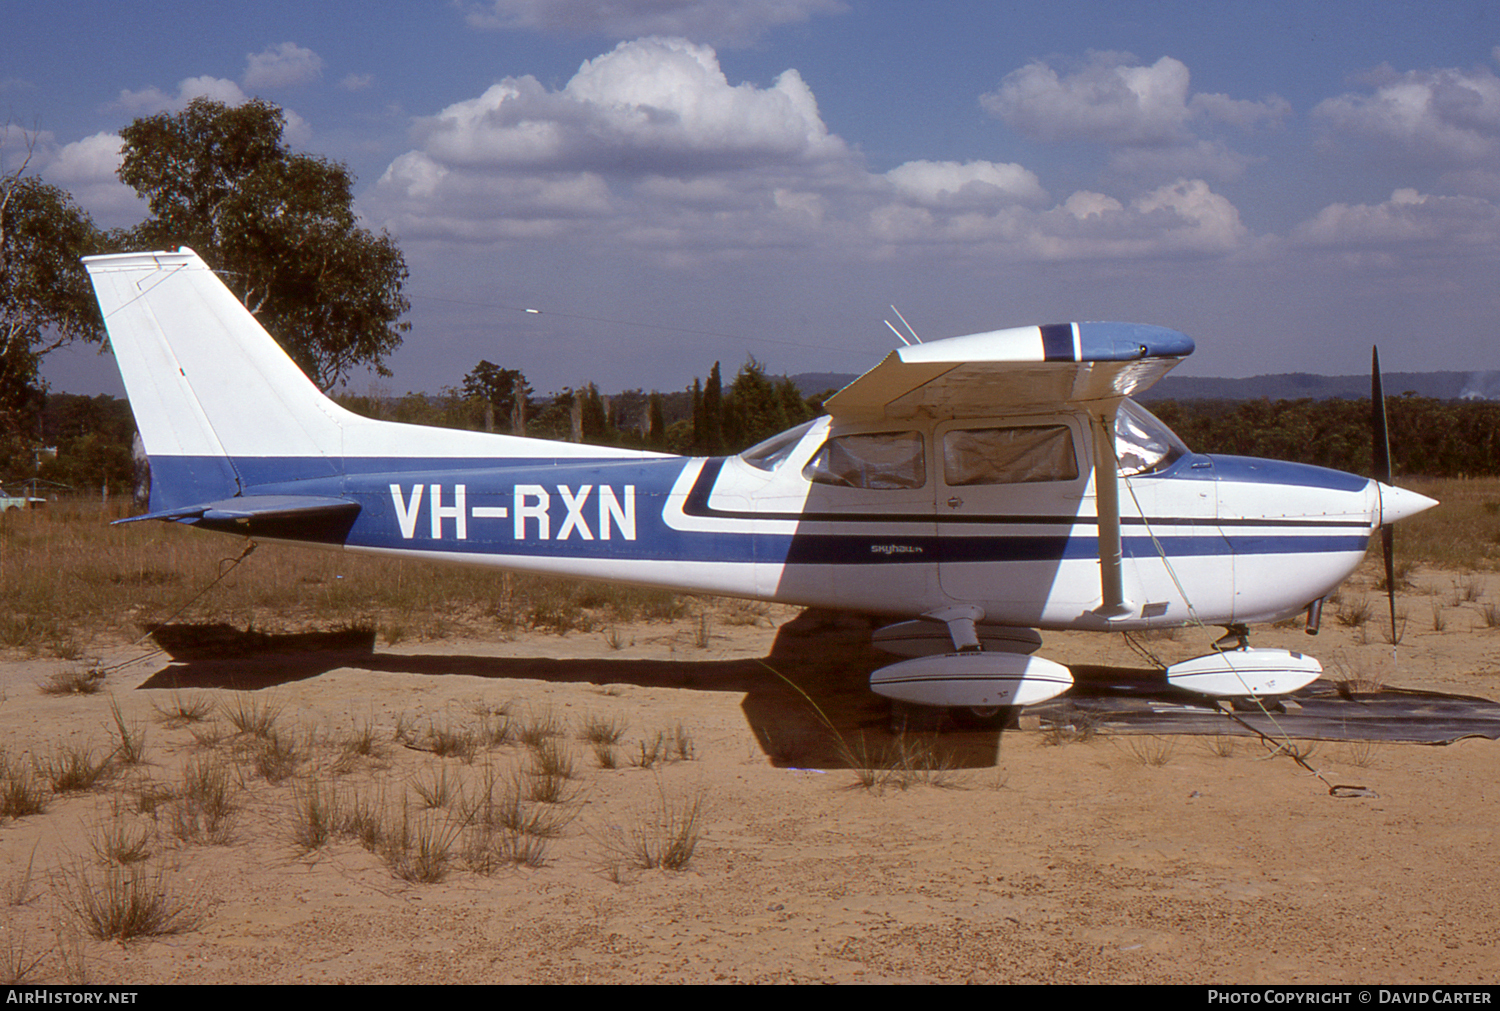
[173,402,1391,631]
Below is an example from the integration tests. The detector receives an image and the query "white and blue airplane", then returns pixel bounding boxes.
[83,249,1436,714]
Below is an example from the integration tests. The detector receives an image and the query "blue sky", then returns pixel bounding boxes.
[6,1,1499,398]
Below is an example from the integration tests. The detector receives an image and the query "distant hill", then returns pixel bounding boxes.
[790,369,1500,402]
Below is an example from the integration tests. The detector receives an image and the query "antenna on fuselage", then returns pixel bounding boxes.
[890,305,923,344]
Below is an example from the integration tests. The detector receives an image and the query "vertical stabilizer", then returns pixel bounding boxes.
[84,249,347,509]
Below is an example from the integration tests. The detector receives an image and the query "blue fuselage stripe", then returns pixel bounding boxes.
[145,453,1372,567]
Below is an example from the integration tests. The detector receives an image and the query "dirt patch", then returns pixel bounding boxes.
[1,568,1498,983]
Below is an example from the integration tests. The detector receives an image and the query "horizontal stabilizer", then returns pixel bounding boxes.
[117,495,362,545]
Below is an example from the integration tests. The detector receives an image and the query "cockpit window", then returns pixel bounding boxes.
[942,425,1079,486]
[1115,399,1189,476]
[803,431,926,489]
[739,420,817,472]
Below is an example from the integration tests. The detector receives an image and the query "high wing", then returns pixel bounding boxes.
[824,321,1194,421]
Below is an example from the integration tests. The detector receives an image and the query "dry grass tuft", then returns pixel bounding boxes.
[250,728,303,783]
[1,845,39,907]
[1040,711,1100,746]
[411,765,461,809]
[0,754,49,819]
[1,932,45,985]
[152,691,214,727]
[602,783,707,873]
[39,744,113,794]
[517,708,563,748]
[56,860,202,941]
[1335,597,1373,628]
[848,733,961,791]
[289,778,341,852]
[462,766,574,872]
[1204,735,1237,759]
[108,697,149,767]
[223,695,284,739]
[578,713,627,746]
[90,812,156,866]
[379,806,462,884]
[1120,734,1178,767]
[169,754,237,845]
[39,666,106,696]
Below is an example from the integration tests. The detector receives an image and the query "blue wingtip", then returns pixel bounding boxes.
[1076,322,1194,361]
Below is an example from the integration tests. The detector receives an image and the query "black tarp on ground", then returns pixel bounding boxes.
[1030,666,1500,744]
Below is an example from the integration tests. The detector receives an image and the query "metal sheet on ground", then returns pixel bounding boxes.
[1031,667,1500,744]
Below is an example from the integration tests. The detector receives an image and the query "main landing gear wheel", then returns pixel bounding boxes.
[948,705,1020,730]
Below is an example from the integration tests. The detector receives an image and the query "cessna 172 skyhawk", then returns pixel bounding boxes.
[83,249,1437,714]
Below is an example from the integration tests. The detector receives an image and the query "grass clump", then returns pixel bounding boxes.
[842,733,961,792]
[289,778,341,853]
[251,729,303,783]
[39,666,106,696]
[169,755,237,845]
[90,813,156,866]
[525,741,577,804]
[108,697,149,767]
[151,691,214,727]
[517,708,563,748]
[578,714,627,746]
[602,784,707,873]
[39,744,113,794]
[1,932,46,984]
[223,695,284,739]
[380,807,461,884]
[0,755,49,819]
[463,766,573,872]
[56,861,202,941]
[1120,735,1178,767]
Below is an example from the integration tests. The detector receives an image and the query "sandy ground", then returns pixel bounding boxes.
[2,564,1499,985]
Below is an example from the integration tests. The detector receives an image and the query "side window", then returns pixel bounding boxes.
[803,431,926,490]
[942,426,1079,486]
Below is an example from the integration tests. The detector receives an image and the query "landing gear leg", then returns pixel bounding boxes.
[1213,623,1250,651]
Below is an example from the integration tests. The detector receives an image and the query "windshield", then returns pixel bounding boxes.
[1115,399,1189,476]
[740,420,817,471]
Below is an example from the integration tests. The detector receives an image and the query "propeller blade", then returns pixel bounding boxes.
[1372,346,1398,636]
[1372,346,1391,485]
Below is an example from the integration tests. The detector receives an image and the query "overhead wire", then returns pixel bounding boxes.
[407,291,878,359]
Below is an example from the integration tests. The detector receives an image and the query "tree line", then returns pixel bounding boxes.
[14,384,1499,499]
[338,356,830,459]
[1146,395,1500,479]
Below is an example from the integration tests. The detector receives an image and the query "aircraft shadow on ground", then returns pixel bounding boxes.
[135,614,1500,764]
[136,611,1007,770]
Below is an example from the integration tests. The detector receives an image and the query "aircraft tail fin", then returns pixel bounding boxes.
[84,249,350,511]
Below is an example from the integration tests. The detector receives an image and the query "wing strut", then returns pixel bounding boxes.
[1092,408,1133,620]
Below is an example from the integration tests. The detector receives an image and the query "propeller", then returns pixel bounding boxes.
[1372,346,1398,638]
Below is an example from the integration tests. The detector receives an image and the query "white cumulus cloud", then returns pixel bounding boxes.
[112,76,250,115]
[1292,188,1500,248]
[242,42,325,90]
[980,52,1286,182]
[885,160,1048,208]
[414,37,846,171]
[1313,63,1500,168]
[366,39,1257,268]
